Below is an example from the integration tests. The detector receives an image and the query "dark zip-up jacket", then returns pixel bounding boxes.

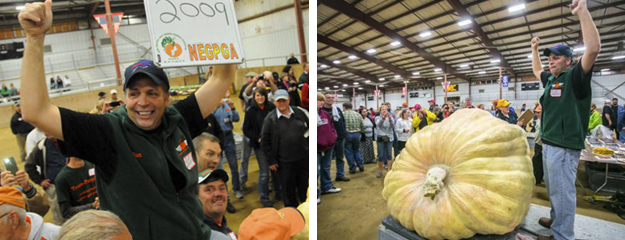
[243,101,275,149]
[261,107,309,165]
[57,95,212,240]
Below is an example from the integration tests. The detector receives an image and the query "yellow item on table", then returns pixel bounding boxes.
[592,147,614,156]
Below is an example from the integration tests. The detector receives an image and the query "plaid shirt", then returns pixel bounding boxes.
[343,109,364,133]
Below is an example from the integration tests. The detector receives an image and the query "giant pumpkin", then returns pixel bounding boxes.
[382,109,534,240]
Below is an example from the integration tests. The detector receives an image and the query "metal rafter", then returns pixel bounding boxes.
[319,0,470,81]
[446,0,515,76]
[318,34,431,85]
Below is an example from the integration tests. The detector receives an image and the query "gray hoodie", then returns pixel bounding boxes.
[27,212,60,240]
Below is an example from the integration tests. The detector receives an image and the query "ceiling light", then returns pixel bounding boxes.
[412,72,420,76]
[434,68,442,72]
[479,71,486,74]
[348,55,357,59]
[491,59,501,64]
[324,87,330,90]
[354,82,359,85]
[612,56,625,60]
[16,6,25,10]
[365,80,371,83]
[358,87,363,90]
[419,31,432,38]
[508,4,525,13]
[333,85,339,88]
[380,85,385,87]
[460,64,469,68]
[457,19,472,27]
[318,89,322,91]
[367,49,376,53]
[333,60,341,64]
[527,54,533,59]
[321,64,328,68]
[573,47,585,52]
[394,75,401,79]
[390,41,401,46]
[343,84,348,87]
[341,89,346,92]
[601,68,610,72]
[379,78,385,81]
[436,77,443,80]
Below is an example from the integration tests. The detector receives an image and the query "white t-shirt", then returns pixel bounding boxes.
[25,128,45,158]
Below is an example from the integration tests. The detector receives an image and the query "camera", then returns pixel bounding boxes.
[110,101,121,107]
[258,74,264,80]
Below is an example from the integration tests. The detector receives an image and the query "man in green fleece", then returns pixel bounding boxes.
[530,0,600,239]
[18,1,234,239]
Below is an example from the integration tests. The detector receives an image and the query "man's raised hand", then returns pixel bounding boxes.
[18,0,53,38]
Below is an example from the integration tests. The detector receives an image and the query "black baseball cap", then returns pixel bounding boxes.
[198,169,229,184]
[543,44,573,58]
[124,60,170,92]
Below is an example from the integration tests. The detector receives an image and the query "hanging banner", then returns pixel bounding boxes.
[93,13,123,36]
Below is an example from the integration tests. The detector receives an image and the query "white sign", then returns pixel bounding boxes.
[144,0,245,67]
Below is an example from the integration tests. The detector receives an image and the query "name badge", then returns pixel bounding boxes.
[88,168,95,176]
[550,89,562,97]
[183,153,195,170]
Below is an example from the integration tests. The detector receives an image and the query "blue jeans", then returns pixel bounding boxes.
[254,147,270,202]
[344,132,363,172]
[333,138,346,178]
[220,131,240,191]
[377,140,392,163]
[542,143,580,240]
[240,135,252,183]
[318,150,333,195]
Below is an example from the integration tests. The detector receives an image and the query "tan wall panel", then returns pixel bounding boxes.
[0,86,123,128]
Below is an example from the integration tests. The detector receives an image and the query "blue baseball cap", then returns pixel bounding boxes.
[124,60,170,92]
[543,44,573,58]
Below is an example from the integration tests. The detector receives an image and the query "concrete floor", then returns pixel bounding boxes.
[318,150,625,240]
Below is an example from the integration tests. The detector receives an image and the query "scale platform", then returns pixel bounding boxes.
[379,204,625,240]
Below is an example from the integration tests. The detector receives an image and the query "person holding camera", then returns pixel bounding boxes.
[375,105,394,178]
[411,104,436,133]
[212,93,243,200]
[395,109,413,155]
[242,71,279,106]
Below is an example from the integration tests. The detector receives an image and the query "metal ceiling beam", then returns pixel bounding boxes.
[321,0,405,40]
[318,0,448,53]
[446,0,515,76]
[318,34,431,85]
[319,58,381,83]
[320,0,470,81]
[317,0,365,27]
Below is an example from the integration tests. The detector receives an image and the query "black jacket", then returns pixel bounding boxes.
[261,107,308,165]
[11,112,34,135]
[322,107,347,140]
[243,101,275,149]
[204,114,224,148]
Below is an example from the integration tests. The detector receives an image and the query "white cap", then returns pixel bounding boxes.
[605,99,612,103]
[110,89,118,94]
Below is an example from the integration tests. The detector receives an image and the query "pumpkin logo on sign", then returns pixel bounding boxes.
[156,33,187,63]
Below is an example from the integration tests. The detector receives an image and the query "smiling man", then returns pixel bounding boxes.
[530,0,600,239]
[261,89,309,207]
[18,1,233,239]
[197,169,236,239]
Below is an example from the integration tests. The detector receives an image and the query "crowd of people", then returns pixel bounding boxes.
[317,3,599,240]
[1,1,309,240]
